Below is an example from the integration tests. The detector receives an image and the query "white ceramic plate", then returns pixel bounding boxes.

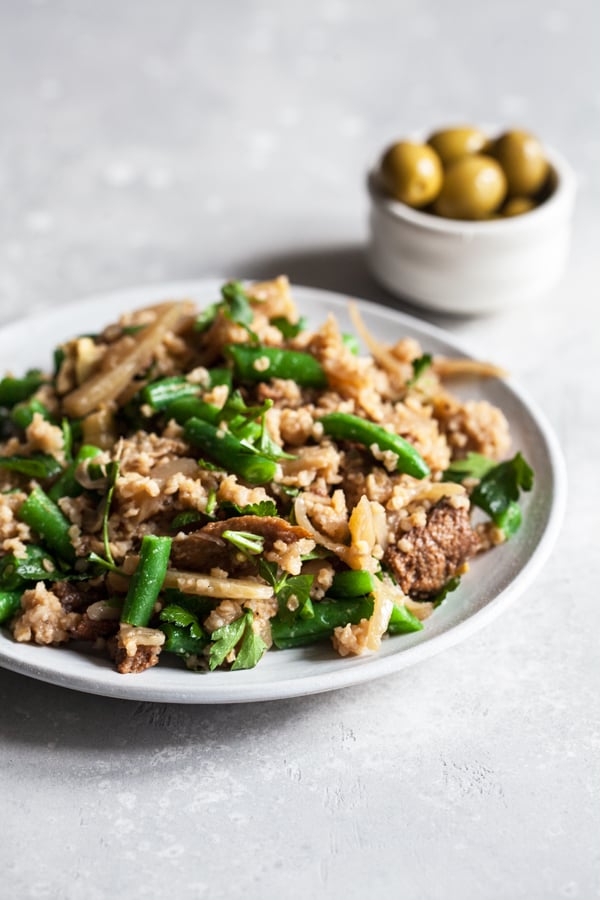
[0,280,566,703]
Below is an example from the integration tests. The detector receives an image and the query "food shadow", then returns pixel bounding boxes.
[0,663,359,758]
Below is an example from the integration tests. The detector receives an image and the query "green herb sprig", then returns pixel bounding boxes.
[443,451,534,537]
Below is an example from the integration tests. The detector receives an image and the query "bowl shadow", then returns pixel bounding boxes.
[235,242,470,328]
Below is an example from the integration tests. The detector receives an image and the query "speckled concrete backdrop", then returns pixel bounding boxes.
[0,1,599,898]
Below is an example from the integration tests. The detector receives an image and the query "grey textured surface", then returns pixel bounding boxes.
[1,1,599,898]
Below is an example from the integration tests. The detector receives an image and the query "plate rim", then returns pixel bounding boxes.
[0,278,567,703]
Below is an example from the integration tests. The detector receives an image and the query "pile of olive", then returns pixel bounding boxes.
[378,127,552,220]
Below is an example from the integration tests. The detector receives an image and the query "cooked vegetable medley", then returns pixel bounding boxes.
[0,278,533,674]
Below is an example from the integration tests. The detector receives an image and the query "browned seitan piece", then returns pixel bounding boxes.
[114,644,162,675]
[51,581,120,641]
[170,515,310,573]
[53,580,104,612]
[71,612,119,642]
[384,500,478,599]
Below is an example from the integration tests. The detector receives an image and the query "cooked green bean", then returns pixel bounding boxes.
[184,417,277,484]
[0,371,44,408]
[11,398,51,430]
[142,376,199,411]
[271,597,374,649]
[327,569,375,598]
[387,603,424,635]
[226,344,327,388]
[319,412,430,479]
[0,590,22,624]
[48,444,104,502]
[121,534,172,627]
[0,454,62,480]
[165,396,221,426]
[18,487,75,562]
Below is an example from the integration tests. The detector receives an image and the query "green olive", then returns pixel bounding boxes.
[427,126,488,166]
[492,130,549,198]
[433,154,507,220]
[380,141,443,208]
[502,197,537,217]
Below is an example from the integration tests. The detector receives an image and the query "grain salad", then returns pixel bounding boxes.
[0,278,533,674]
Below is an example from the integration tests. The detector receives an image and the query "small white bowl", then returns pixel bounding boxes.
[366,146,576,315]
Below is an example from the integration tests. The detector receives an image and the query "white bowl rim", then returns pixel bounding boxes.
[368,144,577,236]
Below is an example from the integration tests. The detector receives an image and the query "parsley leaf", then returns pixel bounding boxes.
[221,281,254,328]
[407,353,433,387]
[256,558,313,623]
[169,490,217,532]
[443,451,534,537]
[258,412,297,461]
[470,452,534,537]
[221,499,278,518]
[209,613,248,670]
[195,282,258,340]
[194,301,221,333]
[270,315,307,339]
[221,390,266,421]
[442,452,498,484]
[275,573,314,623]
[257,558,287,592]
[170,510,209,531]
[341,333,360,356]
[160,604,204,639]
[218,391,267,446]
[161,589,215,619]
[231,614,267,670]
[277,484,300,498]
[0,545,57,590]
[214,391,295,462]
[432,575,461,608]
[299,547,331,561]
